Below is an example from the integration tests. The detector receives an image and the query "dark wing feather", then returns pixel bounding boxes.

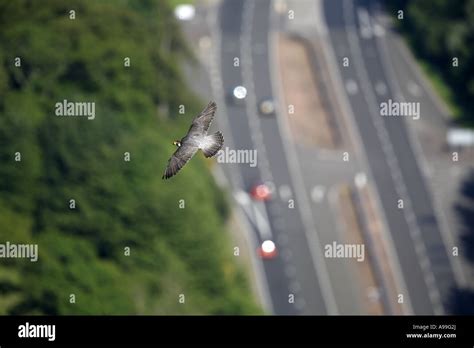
[162,143,198,179]
[188,101,216,135]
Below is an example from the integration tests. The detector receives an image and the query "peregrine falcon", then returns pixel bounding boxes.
[162,101,224,180]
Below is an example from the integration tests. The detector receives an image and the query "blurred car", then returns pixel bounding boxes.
[230,85,247,104]
[250,183,272,201]
[174,4,195,21]
[258,98,275,115]
[446,127,474,148]
[258,239,278,259]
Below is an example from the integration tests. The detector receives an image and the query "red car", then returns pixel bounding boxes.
[250,183,272,201]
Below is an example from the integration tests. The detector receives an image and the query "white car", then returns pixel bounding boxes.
[258,99,275,115]
[174,5,195,21]
[232,85,247,101]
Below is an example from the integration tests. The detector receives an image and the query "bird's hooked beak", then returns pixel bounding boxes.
[173,140,181,147]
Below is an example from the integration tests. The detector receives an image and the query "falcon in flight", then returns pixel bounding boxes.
[162,101,224,180]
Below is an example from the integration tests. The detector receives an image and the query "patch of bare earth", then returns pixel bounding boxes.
[277,34,337,149]
[338,183,407,314]
[357,184,407,314]
[337,184,384,314]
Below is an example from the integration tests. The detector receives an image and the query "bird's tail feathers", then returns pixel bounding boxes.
[202,131,224,158]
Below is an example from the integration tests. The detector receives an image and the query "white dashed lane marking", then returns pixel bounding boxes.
[279,184,292,200]
[407,80,422,97]
[345,79,359,95]
[375,81,387,95]
[311,185,326,203]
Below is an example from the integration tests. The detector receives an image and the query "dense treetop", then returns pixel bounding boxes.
[392,0,474,126]
[0,0,259,314]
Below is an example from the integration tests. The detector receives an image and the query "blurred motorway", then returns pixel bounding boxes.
[323,0,459,314]
[216,0,333,315]
[183,0,465,314]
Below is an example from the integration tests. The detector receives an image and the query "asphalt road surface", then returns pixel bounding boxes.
[218,0,331,315]
[323,0,458,314]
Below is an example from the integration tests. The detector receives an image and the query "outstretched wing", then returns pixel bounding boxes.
[188,101,217,135]
[162,143,199,179]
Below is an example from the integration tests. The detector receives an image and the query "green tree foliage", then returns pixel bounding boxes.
[0,0,259,314]
[391,0,474,126]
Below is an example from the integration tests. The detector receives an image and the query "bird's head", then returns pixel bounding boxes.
[173,140,182,147]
